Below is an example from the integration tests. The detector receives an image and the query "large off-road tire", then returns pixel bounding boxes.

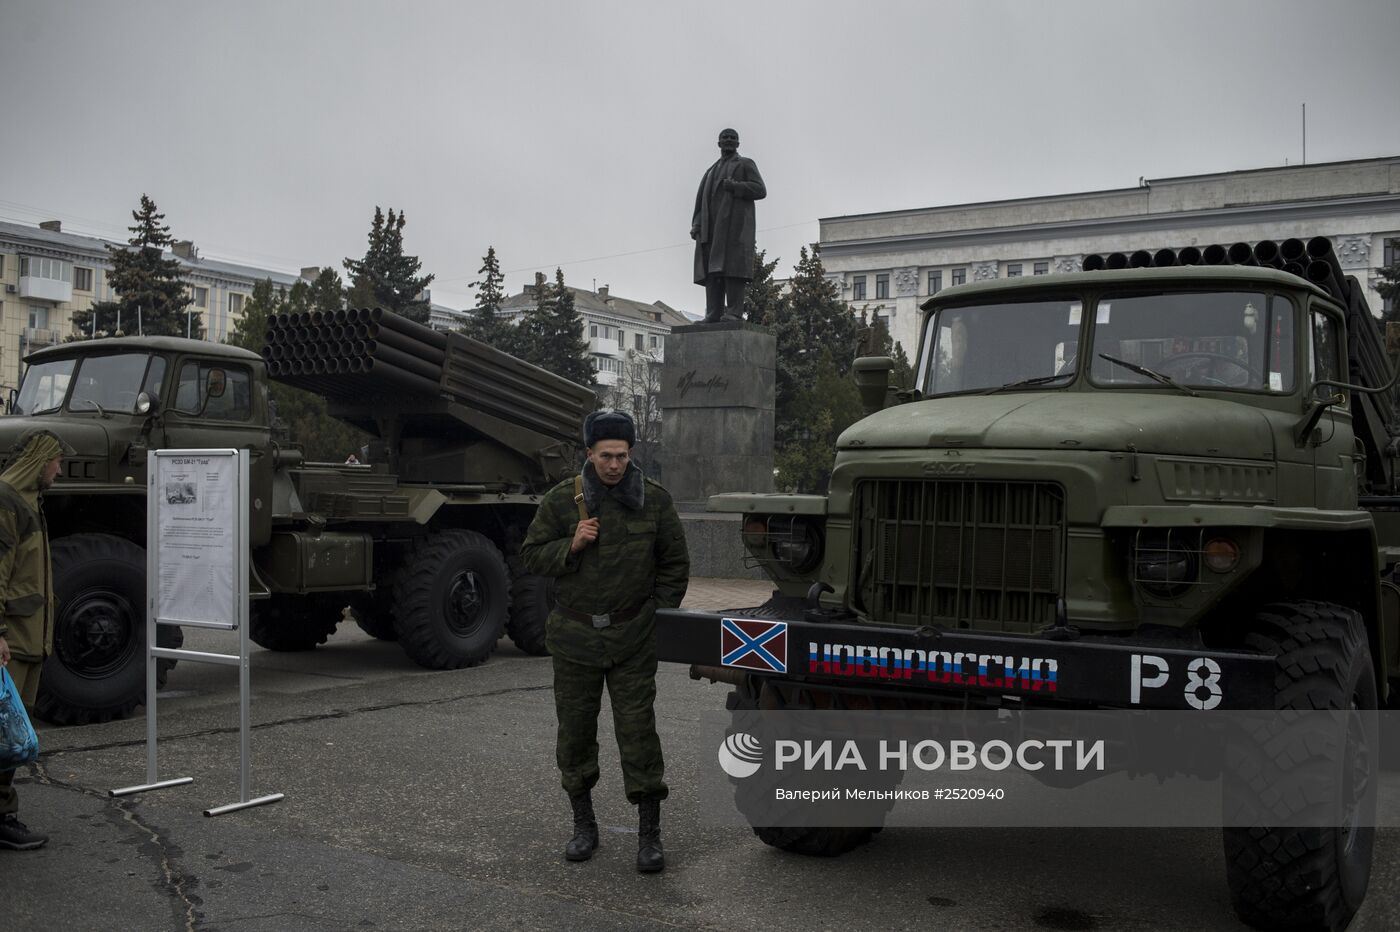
[726,676,887,857]
[393,529,509,670]
[348,589,399,642]
[36,534,148,726]
[249,594,342,651]
[1223,601,1377,932]
[506,573,552,656]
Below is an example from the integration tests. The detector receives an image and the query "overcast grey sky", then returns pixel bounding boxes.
[2,0,1397,316]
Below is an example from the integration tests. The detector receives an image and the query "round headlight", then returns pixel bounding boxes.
[1134,532,1197,598]
[1203,537,1241,573]
[769,516,823,575]
[135,392,154,414]
[742,518,768,549]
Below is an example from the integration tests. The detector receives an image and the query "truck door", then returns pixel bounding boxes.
[1308,305,1357,507]
[162,358,273,544]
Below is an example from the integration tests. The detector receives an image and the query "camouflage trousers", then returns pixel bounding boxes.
[552,637,668,804]
[0,658,41,816]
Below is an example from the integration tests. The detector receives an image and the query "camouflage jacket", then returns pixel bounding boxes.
[520,463,689,664]
[0,475,54,662]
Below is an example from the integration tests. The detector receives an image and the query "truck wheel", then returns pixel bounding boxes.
[348,591,399,642]
[35,534,147,726]
[249,595,341,651]
[726,676,887,857]
[394,529,508,670]
[506,574,552,656]
[1223,601,1377,932]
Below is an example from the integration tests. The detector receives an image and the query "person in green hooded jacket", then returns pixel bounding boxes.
[0,428,70,851]
[521,410,689,873]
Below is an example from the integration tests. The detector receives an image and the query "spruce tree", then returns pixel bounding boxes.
[461,246,509,347]
[308,267,345,314]
[77,194,196,338]
[226,278,283,351]
[516,268,595,390]
[768,245,860,450]
[343,207,434,323]
[857,310,913,390]
[742,249,783,325]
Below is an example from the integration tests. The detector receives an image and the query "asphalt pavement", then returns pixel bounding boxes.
[6,577,1400,932]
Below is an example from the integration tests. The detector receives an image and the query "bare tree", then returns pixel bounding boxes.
[605,348,664,478]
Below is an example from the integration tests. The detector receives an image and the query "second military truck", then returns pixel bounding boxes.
[0,306,594,727]
[657,236,1396,932]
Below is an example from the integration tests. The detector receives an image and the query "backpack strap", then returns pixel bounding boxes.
[573,475,589,520]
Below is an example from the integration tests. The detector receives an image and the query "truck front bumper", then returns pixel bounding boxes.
[655,608,1276,710]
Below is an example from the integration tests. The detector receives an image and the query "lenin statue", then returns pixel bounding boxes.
[691,128,766,323]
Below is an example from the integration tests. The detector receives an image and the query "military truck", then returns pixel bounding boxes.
[0,306,594,727]
[656,236,1395,931]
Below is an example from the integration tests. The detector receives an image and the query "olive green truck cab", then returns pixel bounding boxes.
[0,308,592,730]
[656,237,1396,932]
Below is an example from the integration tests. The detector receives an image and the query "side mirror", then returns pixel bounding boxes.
[853,356,895,415]
[4,388,15,415]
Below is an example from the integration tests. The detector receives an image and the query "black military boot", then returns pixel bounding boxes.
[636,798,664,873]
[564,792,599,862]
[0,814,48,850]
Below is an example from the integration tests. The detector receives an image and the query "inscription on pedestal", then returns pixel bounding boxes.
[660,324,776,504]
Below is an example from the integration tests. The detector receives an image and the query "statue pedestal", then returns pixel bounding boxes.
[659,321,775,508]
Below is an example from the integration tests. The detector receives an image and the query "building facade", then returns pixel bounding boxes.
[0,219,306,392]
[498,275,690,389]
[819,156,1400,356]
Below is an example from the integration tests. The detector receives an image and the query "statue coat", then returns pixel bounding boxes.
[692,154,766,284]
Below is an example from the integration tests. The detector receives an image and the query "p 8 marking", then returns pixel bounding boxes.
[1131,653,1223,710]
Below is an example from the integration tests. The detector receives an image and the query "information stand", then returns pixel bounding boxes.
[109,448,283,816]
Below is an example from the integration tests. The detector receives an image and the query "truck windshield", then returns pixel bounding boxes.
[1088,291,1294,392]
[15,353,165,416]
[919,298,1083,396]
[13,358,75,415]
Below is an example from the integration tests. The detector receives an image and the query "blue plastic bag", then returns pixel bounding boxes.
[0,666,38,769]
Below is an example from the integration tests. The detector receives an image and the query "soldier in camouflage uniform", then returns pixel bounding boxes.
[0,429,71,851]
[520,411,689,873]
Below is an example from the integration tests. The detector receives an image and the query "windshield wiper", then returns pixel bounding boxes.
[73,398,109,418]
[1097,354,1197,397]
[982,372,1074,395]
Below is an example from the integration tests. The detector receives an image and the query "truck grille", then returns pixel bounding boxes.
[853,480,1065,631]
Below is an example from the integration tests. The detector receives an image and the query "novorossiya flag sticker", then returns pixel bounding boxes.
[720,618,788,673]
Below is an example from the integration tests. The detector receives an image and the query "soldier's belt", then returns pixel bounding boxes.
[555,601,645,629]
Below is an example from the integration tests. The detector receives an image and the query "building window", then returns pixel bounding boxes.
[617,329,625,347]
[19,256,70,282]
[952,268,966,286]
[928,271,942,294]
[852,275,866,301]
[592,355,623,375]
[875,273,889,299]
[193,286,208,308]
[0,255,5,277]
[590,324,598,337]
[28,306,48,330]
[230,293,244,316]
[74,266,93,291]
[649,335,658,349]
[1007,264,1022,278]
[635,332,643,350]
[1034,261,1049,276]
